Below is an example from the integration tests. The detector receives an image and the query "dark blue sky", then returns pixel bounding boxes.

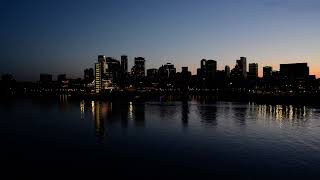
[1,0,320,80]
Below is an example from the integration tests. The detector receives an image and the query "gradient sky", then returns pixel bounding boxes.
[1,0,320,81]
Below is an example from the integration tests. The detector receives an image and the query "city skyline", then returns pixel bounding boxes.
[1,0,320,80]
[0,54,316,81]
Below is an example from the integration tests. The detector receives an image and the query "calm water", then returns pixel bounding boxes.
[1,96,320,179]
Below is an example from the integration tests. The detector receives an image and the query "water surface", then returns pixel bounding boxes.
[1,97,320,179]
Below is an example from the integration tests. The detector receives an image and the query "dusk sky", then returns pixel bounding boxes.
[1,0,320,81]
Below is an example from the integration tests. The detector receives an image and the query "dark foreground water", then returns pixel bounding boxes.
[1,96,320,179]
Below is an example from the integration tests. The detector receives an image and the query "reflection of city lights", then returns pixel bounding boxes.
[80,100,85,112]
[128,102,133,120]
[92,101,95,114]
[289,105,293,121]
[255,104,311,127]
[80,100,85,119]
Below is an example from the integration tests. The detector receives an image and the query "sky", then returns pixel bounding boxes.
[1,0,320,81]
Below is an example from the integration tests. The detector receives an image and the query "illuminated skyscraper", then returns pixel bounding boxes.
[98,55,106,74]
[95,63,101,93]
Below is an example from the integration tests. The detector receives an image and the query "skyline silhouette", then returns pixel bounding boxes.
[1,0,320,80]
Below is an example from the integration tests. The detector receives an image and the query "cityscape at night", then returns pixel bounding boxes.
[1,55,320,103]
[2,0,320,179]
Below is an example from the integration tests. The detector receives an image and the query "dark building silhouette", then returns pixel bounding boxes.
[121,55,128,73]
[206,60,217,79]
[200,59,207,78]
[230,64,243,81]
[162,63,176,78]
[248,63,258,80]
[263,66,273,80]
[225,65,230,78]
[236,57,247,79]
[175,67,192,91]
[84,68,94,82]
[147,68,158,83]
[105,57,121,84]
[132,57,146,77]
[280,63,309,82]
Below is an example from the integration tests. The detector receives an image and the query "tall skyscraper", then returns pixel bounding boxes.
[132,57,146,77]
[95,63,102,93]
[248,63,258,79]
[98,55,106,74]
[147,68,158,82]
[263,66,273,80]
[225,65,230,78]
[105,57,121,82]
[163,63,176,78]
[206,60,217,79]
[200,59,207,78]
[121,55,128,73]
[84,68,94,82]
[236,57,247,79]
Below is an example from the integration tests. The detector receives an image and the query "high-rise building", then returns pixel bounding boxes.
[236,57,247,79]
[132,57,146,77]
[225,65,230,78]
[200,59,207,78]
[263,66,273,80]
[181,67,192,83]
[201,59,206,70]
[84,68,94,82]
[163,63,176,78]
[95,63,102,93]
[280,63,309,82]
[147,68,158,82]
[248,63,258,79]
[206,60,217,79]
[105,57,121,82]
[121,55,128,73]
[98,55,106,74]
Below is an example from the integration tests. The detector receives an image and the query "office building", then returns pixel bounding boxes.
[236,57,247,79]
[263,66,273,80]
[132,57,146,77]
[248,63,258,79]
[98,55,106,74]
[84,68,94,82]
[280,63,309,82]
[225,65,230,78]
[105,57,121,82]
[206,60,217,79]
[95,63,102,93]
[121,55,128,73]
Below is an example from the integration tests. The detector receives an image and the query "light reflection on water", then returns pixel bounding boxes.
[2,97,320,178]
[81,98,316,143]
